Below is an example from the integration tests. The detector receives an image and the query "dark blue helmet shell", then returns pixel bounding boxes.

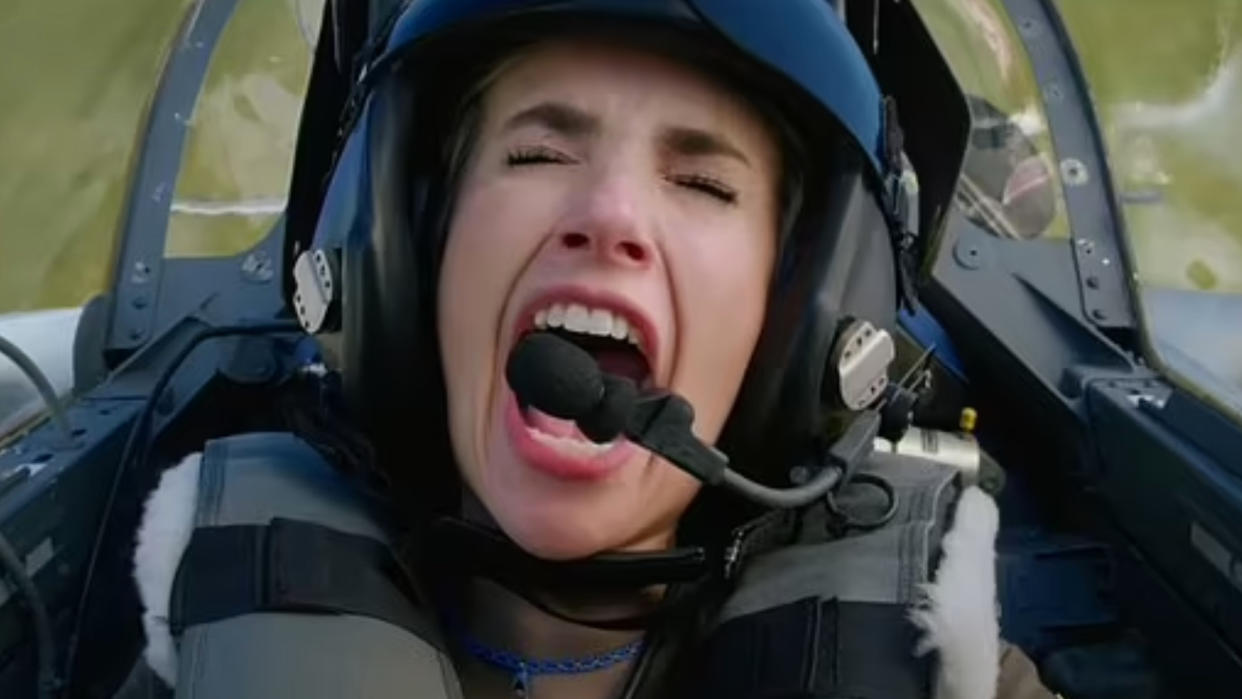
[377,0,891,179]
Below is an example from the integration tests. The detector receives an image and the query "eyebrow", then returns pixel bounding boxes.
[500,100,752,167]
[661,126,751,168]
[502,101,599,138]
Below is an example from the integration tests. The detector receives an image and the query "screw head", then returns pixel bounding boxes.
[1017,17,1042,37]
[1061,158,1090,186]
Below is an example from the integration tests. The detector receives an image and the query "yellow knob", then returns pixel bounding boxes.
[959,407,978,433]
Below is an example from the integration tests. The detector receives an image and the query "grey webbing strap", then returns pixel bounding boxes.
[720,452,959,621]
[174,433,462,699]
[696,597,933,698]
[697,452,960,699]
[170,518,435,641]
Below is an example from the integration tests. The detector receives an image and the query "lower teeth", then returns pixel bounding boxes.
[529,428,615,456]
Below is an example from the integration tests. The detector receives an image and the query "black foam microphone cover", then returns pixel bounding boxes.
[579,374,637,443]
[506,332,603,419]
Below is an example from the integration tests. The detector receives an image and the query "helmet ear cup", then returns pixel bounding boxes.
[330,78,459,516]
[719,155,896,484]
[340,80,422,431]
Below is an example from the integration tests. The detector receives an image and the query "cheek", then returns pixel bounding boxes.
[669,221,775,442]
[437,183,527,477]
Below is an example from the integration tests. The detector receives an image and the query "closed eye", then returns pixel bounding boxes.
[506,146,575,166]
[669,173,738,205]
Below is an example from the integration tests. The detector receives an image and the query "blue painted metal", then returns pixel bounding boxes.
[105,0,240,357]
[898,304,966,382]
[1000,0,1137,332]
[1087,379,1242,690]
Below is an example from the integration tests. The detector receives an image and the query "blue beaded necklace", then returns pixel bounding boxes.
[454,624,644,697]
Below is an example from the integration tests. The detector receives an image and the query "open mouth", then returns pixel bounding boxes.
[530,303,654,389]
[503,292,658,477]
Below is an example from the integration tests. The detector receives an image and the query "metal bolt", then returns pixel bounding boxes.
[1043,82,1064,102]
[241,250,275,283]
[128,327,146,341]
[1061,158,1090,186]
[955,237,989,269]
[1086,275,1100,289]
[131,294,149,309]
[1091,309,1108,321]
[131,260,151,284]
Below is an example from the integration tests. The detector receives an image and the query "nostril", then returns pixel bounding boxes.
[562,232,590,249]
[618,241,647,263]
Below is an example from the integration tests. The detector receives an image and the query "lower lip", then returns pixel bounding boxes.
[503,391,638,481]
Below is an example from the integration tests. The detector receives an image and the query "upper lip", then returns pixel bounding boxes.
[511,285,661,376]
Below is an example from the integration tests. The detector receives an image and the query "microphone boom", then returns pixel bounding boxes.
[505,331,878,510]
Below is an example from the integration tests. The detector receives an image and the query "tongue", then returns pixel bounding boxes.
[594,347,649,383]
[525,406,589,439]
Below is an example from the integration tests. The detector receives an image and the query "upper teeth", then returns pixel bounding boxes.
[534,303,644,348]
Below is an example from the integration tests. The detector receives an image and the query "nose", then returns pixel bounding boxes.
[554,171,654,269]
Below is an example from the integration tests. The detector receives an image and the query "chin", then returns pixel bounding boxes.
[462,368,703,561]
[493,501,620,560]
[487,477,692,562]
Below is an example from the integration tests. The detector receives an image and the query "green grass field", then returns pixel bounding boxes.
[165,0,316,257]
[913,0,1242,294]
[0,0,190,313]
[0,0,314,314]
[1056,0,1242,294]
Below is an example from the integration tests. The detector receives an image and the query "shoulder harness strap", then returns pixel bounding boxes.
[695,452,964,698]
[167,432,461,699]
[170,517,431,639]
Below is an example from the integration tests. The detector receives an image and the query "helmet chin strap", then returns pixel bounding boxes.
[425,509,711,631]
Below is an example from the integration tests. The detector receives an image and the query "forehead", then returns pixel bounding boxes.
[478,39,779,156]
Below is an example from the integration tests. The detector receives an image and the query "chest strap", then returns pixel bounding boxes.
[169,517,434,641]
[698,596,931,698]
[164,432,462,699]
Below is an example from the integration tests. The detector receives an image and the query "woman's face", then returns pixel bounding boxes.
[438,39,781,559]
